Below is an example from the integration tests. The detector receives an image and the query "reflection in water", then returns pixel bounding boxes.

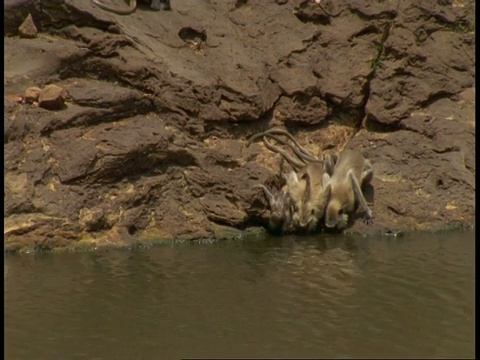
[4,231,475,359]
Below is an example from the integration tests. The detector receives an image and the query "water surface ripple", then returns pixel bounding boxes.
[5,231,475,359]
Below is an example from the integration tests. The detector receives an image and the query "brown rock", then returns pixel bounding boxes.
[38,85,68,110]
[18,13,38,39]
[2,0,476,252]
[79,207,106,232]
[5,94,24,103]
[274,95,328,126]
[24,86,42,104]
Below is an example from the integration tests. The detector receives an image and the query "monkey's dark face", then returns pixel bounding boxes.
[149,0,171,11]
[270,209,283,224]
[268,207,286,233]
[268,193,288,229]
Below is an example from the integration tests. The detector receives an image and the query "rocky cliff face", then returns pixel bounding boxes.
[4,0,475,252]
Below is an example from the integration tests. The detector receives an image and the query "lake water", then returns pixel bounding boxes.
[4,231,475,359]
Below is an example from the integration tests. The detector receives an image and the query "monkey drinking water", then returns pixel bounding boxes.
[324,150,374,229]
[249,128,333,234]
[254,184,295,235]
[293,163,332,234]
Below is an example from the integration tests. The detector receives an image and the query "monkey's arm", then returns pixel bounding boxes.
[348,170,373,224]
[317,177,331,214]
[322,173,331,187]
[280,192,295,233]
[253,184,276,208]
[91,0,136,15]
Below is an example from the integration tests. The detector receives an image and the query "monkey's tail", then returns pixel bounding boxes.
[247,128,319,164]
[262,136,306,171]
[262,128,318,162]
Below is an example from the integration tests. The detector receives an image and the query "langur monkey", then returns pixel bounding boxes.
[254,171,306,234]
[249,128,332,233]
[293,163,332,233]
[255,163,331,234]
[254,184,293,234]
[324,150,374,229]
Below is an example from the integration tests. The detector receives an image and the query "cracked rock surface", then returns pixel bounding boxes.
[4,0,475,252]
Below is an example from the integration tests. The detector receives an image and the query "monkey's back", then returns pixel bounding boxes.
[331,149,365,184]
[304,162,325,192]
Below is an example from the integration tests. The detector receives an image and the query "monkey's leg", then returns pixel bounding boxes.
[280,192,295,233]
[263,128,318,161]
[361,159,374,185]
[284,171,305,202]
[348,170,373,224]
[284,171,299,187]
[253,184,276,208]
[91,0,136,15]
[322,173,331,187]
[320,176,331,205]
[263,137,306,172]
[323,153,338,177]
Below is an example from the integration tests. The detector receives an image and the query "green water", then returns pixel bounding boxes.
[4,231,475,359]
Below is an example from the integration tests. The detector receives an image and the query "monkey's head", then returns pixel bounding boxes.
[254,184,284,232]
[325,198,343,228]
[297,200,320,233]
[284,171,305,200]
[285,171,306,228]
[269,195,284,226]
[296,172,331,233]
[268,189,293,233]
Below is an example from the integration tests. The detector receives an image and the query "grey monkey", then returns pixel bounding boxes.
[254,184,295,235]
[293,163,332,233]
[324,150,374,229]
[249,128,331,234]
